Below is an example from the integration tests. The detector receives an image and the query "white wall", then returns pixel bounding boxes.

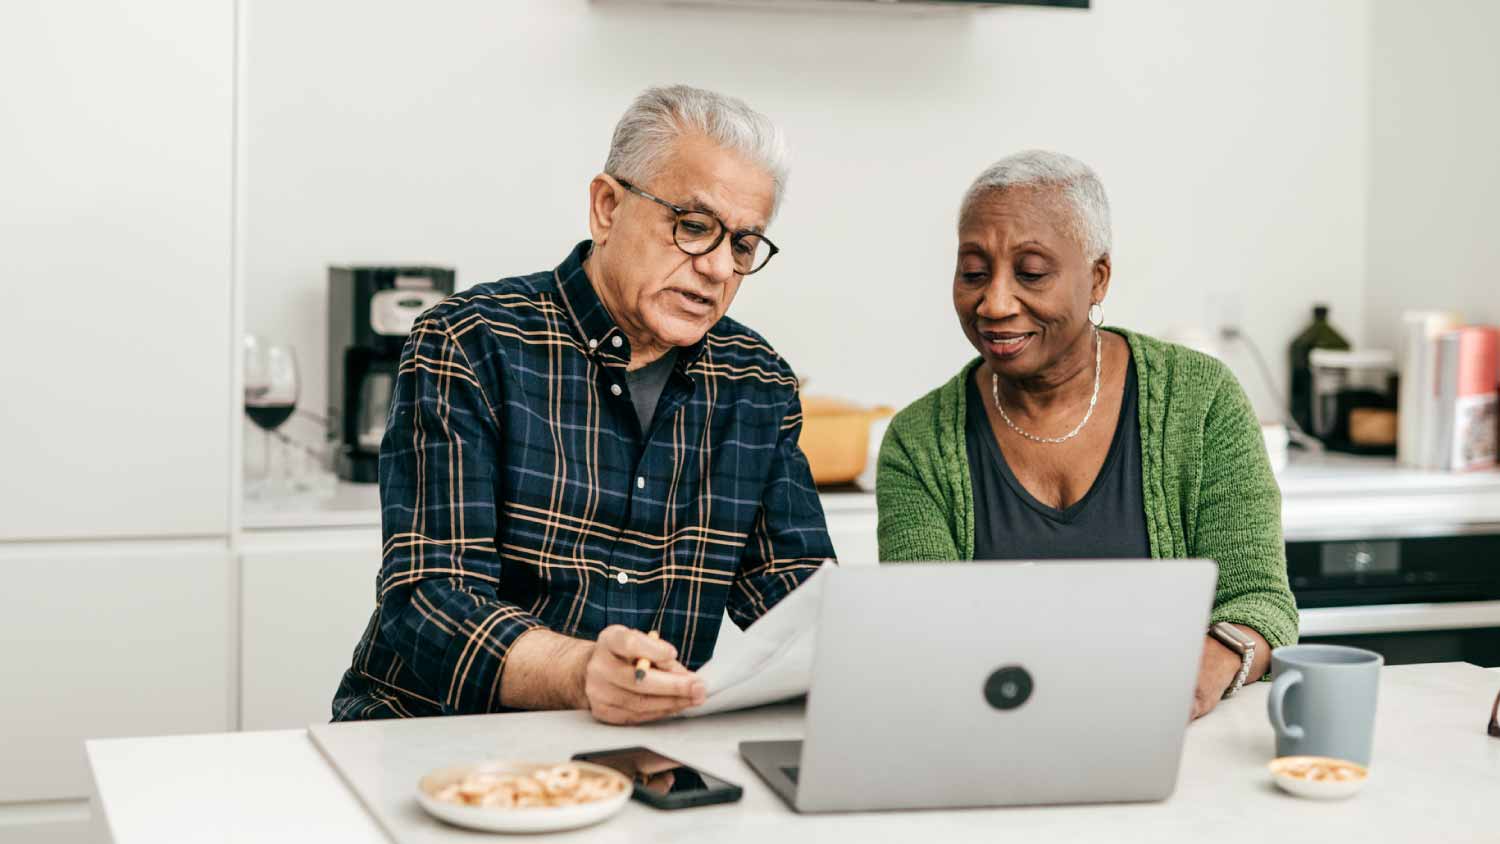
[1364,0,1500,353]
[243,0,1370,423]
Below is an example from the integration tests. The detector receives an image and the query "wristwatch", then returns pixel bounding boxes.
[1209,622,1256,699]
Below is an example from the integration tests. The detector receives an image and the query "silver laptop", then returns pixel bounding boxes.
[740,560,1217,813]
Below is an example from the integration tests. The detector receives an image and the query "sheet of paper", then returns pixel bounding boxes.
[681,563,830,717]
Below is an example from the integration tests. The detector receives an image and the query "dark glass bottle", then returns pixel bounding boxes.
[1289,304,1350,436]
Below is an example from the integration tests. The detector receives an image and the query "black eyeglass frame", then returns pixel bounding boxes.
[613,177,779,275]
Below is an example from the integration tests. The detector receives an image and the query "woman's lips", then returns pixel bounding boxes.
[982,332,1035,359]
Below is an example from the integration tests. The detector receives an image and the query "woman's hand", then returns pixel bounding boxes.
[1191,635,1242,720]
[1191,625,1273,720]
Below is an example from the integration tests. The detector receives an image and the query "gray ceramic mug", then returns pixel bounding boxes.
[1267,644,1383,765]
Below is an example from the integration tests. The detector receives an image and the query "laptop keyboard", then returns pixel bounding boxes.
[781,766,800,784]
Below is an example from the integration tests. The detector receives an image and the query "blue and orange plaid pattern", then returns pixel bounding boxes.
[333,241,833,720]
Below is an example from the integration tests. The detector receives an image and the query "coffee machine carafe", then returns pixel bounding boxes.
[328,265,454,482]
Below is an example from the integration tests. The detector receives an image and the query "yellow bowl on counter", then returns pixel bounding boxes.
[798,396,894,486]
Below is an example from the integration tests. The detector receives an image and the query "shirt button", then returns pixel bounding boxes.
[612,336,624,348]
[610,383,623,397]
[616,571,629,585]
[636,476,645,489]
[588,338,598,350]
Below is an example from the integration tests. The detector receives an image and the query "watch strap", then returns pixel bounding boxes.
[1210,622,1255,699]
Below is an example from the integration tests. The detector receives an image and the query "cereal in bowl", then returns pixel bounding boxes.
[1275,757,1367,782]
[433,764,626,810]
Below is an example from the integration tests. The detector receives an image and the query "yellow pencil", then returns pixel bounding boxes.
[634,630,660,683]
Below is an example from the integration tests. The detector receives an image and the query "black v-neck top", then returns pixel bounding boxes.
[965,354,1151,560]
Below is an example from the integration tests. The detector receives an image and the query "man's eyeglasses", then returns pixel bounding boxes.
[614,178,779,275]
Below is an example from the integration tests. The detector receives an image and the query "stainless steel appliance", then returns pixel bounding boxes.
[328,265,454,482]
[1307,349,1398,455]
[1289,527,1500,666]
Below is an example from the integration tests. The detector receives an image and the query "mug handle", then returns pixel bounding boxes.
[1267,669,1306,741]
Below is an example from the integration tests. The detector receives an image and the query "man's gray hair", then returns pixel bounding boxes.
[605,85,789,217]
[959,150,1112,262]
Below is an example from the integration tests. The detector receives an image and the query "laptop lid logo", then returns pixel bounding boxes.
[984,666,1033,710]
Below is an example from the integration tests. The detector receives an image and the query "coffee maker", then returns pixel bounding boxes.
[328,265,454,482]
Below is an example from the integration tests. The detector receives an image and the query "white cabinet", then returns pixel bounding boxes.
[824,495,880,565]
[239,528,383,731]
[0,0,234,541]
[0,541,232,803]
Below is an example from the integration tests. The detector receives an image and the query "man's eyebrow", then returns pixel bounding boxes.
[686,193,765,234]
[683,196,719,216]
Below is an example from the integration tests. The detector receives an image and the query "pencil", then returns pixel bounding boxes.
[634,630,660,683]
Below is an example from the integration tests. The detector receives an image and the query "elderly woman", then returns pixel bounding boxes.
[876,150,1297,719]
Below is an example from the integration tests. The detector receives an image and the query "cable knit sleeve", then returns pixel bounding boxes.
[877,399,965,563]
[1191,362,1300,650]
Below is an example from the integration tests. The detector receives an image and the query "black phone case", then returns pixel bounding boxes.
[632,781,743,810]
[572,747,743,810]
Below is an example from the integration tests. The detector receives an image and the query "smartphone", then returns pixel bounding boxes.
[572,746,743,810]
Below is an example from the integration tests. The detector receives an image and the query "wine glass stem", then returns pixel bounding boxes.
[263,429,273,488]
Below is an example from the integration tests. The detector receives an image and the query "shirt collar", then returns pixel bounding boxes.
[552,240,708,369]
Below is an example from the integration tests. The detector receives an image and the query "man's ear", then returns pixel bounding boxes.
[587,174,622,247]
[1090,254,1112,306]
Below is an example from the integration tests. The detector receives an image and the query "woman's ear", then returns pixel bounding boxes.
[1090,254,1112,305]
[587,174,622,247]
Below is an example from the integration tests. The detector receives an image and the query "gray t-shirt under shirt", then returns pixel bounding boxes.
[964,352,1151,560]
[624,349,678,435]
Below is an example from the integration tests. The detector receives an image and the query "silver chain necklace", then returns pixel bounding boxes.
[991,327,1102,445]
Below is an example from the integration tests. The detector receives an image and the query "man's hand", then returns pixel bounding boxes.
[1191,635,1241,720]
[578,626,706,725]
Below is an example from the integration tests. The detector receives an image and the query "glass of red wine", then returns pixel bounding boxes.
[244,335,299,497]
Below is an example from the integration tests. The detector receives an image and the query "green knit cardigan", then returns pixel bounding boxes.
[875,327,1299,650]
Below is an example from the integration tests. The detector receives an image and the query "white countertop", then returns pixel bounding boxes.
[245,452,1500,540]
[241,481,386,531]
[242,481,878,531]
[1275,452,1500,540]
[87,662,1500,844]
[237,453,1500,638]
[1276,451,1500,496]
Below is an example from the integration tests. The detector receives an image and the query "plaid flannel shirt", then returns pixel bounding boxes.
[333,241,833,720]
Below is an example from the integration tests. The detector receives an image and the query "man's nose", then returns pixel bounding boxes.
[691,235,738,284]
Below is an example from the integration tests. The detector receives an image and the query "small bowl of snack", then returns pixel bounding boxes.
[416,760,631,833]
[1268,756,1369,800]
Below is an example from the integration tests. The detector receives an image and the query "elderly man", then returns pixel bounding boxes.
[332,86,834,725]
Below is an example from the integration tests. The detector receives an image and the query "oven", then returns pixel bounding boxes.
[1288,526,1500,666]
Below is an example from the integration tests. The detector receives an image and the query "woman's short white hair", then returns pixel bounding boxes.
[959,150,1112,262]
[605,85,789,217]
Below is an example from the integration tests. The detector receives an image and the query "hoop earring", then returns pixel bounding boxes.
[1088,302,1104,327]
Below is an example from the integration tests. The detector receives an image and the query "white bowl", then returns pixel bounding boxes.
[1269,756,1369,800]
[416,760,631,834]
